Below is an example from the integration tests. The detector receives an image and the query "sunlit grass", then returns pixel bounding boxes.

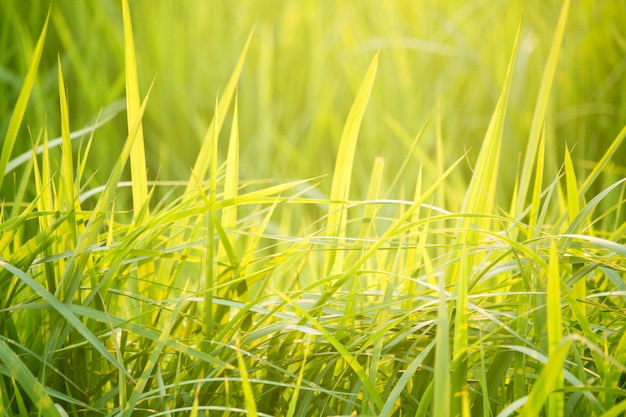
[1,1,625,416]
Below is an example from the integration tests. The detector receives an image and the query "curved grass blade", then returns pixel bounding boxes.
[325,51,379,274]
[235,337,259,417]
[0,8,49,190]
[515,0,570,218]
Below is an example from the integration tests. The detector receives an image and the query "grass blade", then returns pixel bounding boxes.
[0,8,49,191]
[515,0,570,218]
[325,51,379,274]
[546,241,564,417]
[235,337,259,417]
[122,0,150,225]
[57,58,79,248]
[186,31,253,192]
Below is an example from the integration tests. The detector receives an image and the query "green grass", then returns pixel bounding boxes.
[1,1,626,416]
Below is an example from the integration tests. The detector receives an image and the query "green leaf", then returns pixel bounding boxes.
[122,0,150,225]
[325,51,379,274]
[0,9,49,190]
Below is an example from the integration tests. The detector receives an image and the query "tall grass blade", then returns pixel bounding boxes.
[529,128,546,233]
[222,96,240,249]
[580,121,626,197]
[563,144,586,310]
[448,18,521,417]
[186,31,253,192]
[515,0,570,218]
[546,241,564,417]
[217,96,245,298]
[325,51,379,274]
[57,58,78,247]
[0,9,49,191]
[235,337,259,417]
[122,0,150,225]
[433,271,451,417]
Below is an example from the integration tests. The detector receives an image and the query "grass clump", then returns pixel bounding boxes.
[1,1,625,416]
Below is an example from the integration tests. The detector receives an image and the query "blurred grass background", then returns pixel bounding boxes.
[2,0,625,209]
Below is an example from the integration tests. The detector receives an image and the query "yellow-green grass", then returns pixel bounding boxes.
[1,1,625,416]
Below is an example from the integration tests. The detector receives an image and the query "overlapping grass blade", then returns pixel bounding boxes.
[120,286,189,416]
[0,339,62,417]
[0,260,130,380]
[186,31,253,192]
[276,290,384,411]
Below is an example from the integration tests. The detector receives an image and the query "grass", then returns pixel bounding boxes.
[1,1,626,416]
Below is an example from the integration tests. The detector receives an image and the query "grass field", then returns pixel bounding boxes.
[1,1,626,416]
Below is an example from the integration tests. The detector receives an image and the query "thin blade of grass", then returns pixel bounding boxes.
[186,31,253,192]
[563,144,586,311]
[449,18,522,417]
[529,127,546,232]
[433,268,451,417]
[222,95,240,249]
[218,95,245,296]
[380,340,436,416]
[579,121,626,197]
[0,8,49,191]
[547,240,564,417]
[285,334,311,417]
[57,58,79,250]
[515,0,570,218]
[325,51,379,274]
[235,337,259,417]
[122,0,150,225]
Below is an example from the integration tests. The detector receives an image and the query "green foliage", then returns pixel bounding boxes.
[1,1,625,416]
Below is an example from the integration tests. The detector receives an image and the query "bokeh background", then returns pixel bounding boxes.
[2,0,625,210]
